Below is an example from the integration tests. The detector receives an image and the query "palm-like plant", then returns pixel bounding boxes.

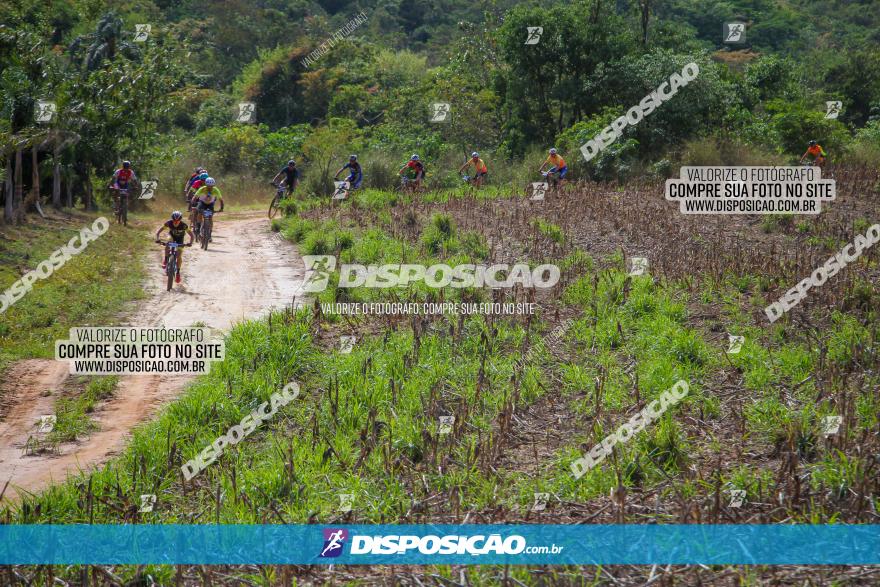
[68,12,140,71]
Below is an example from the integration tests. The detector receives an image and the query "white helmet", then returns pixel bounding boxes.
[205,177,216,186]
[549,148,557,155]
[471,152,479,158]
[411,154,420,161]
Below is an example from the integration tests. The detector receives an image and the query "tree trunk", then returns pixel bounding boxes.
[24,143,39,213]
[65,173,73,208]
[52,142,62,209]
[13,148,23,224]
[591,0,602,24]
[640,0,651,47]
[3,156,12,223]
[84,168,94,211]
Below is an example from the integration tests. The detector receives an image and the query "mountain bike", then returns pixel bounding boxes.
[332,180,352,200]
[187,197,202,243]
[395,175,424,195]
[268,183,286,219]
[111,187,130,226]
[542,169,562,189]
[199,208,218,250]
[157,241,189,291]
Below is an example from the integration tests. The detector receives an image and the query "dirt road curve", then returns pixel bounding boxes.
[0,215,304,501]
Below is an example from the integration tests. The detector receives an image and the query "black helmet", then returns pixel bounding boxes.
[809,140,817,146]
[288,159,296,166]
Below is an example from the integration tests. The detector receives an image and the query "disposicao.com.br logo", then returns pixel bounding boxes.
[318,528,563,558]
[302,256,560,293]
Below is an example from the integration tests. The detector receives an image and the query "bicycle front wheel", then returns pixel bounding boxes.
[268,195,281,219]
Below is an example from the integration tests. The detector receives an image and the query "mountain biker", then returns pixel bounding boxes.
[187,172,209,223]
[183,167,206,202]
[193,178,224,241]
[334,155,363,190]
[272,160,300,197]
[800,140,827,167]
[110,160,138,191]
[399,154,425,191]
[458,152,488,187]
[109,160,138,207]
[538,148,567,183]
[155,211,194,284]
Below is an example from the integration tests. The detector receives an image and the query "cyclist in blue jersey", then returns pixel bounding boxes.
[334,155,364,190]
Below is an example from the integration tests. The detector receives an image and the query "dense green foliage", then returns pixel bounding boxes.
[2,0,880,204]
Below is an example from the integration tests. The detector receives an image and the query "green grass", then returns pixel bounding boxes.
[49,376,120,443]
[0,214,148,376]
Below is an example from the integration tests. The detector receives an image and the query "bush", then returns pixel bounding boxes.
[193,125,266,173]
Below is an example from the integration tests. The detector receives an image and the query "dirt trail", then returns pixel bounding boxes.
[0,214,305,501]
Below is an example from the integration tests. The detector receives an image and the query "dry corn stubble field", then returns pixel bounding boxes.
[4,167,879,586]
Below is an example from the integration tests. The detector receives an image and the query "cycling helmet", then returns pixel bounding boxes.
[411,154,420,161]
[549,148,557,155]
[198,173,208,181]
[349,155,357,161]
[287,159,296,166]
[471,152,479,158]
[122,160,131,168]
[205,177,216,186]
[171,211,183,220]
[809,140,817,146]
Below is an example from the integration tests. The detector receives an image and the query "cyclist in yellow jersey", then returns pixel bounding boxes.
[193,179,224,242]
[458,152,488,187]
[538,147,568,179]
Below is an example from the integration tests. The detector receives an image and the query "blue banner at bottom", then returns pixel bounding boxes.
[0,525,878,565]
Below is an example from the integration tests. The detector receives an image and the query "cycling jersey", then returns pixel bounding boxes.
[342,161,362,177]
[467,158,488,174]
[544,154,566,169]
[194,186,222,211]
[342,162,363,188]
[280,166,300,185]
[807,144,826,157]
[113,168,137,188]
[163,220,189,244]
[406,160,425,177]
[184,173,200,192]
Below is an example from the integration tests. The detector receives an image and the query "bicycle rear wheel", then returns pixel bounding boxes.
[121,196,128,226]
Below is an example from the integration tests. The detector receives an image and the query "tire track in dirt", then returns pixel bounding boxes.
[0,214,305,501]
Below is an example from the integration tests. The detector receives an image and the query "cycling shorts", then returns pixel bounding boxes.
[346,173,363,189]
[550,166,567,178]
